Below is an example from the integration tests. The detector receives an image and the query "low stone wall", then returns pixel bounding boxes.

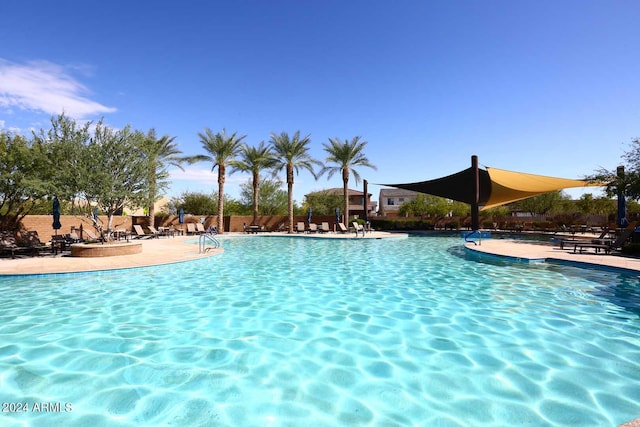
[70,242,142,257]
[20,214,344,237]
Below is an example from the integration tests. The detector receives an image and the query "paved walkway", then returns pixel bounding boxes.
[465,238,640,272]
[0,230,404,276]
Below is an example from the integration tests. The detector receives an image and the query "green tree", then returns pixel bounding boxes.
[588,137,640,199]
[575,193,595,214]
[399,194,428,217]
[399,194,452,217]
[169,191,245,216]
[230,142,277,224]
[139,129,189,223]
[304,191,344,216]
[0,131,50,230]
[193,128,246,234]
[171,191,218,216]
[450,200,470,217]
[270,131,321,233]
[510,191,568,216]
[32,113,91,213]
[82,122,149,234]
[592,197,615,216]
[239,177,288,215]
[320,136,377,225]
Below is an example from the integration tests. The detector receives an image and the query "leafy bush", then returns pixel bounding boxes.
[621,243,640,255]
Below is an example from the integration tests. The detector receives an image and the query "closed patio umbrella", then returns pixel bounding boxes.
[52,196,62,235]
[307,207,313,224]
[618,193,629,228]
[335,207,340,225]
[179,207,185,224]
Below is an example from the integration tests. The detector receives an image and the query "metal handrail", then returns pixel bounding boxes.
[198,233,220,253]
[464,229,481,246]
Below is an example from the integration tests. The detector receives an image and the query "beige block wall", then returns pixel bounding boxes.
[19,214,344,239]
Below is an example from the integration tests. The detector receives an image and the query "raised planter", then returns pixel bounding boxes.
[70,242,142,257]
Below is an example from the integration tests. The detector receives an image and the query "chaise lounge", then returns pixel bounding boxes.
[571,228,634,254]
[133,224,154,239]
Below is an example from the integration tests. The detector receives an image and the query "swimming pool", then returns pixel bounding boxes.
[0,235,639,426]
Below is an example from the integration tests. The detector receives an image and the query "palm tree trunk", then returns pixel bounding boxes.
[148,161,157,227]
[343,169,349,226]
[252,170,259,225]
[148,179,156,228]
[287,164,294,233]
[217,165,225,234]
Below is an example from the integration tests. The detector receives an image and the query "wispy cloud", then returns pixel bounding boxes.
[170,167,248,185]
[170,167,219,185]
[0,58,116,119]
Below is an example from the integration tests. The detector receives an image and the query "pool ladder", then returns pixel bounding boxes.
[198,233,221,253]
[464,229,481,246]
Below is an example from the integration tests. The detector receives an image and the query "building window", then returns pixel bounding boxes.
[398,198,404,203]
[387,198,394,205]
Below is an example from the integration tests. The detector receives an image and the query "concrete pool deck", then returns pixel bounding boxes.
[465,238,640,273]
[2,231,640,276]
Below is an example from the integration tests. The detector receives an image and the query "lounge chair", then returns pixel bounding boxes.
[308,223,318,233]
[82,228,104,242]
[320,222,330,233]
[147,226,162,238]
[195,223,207,234]
[296,222,306,233]
[571,228,634,254]
[337,223,348,233]
[559,228,610,249]
[22,231,48,255]
[186,223,197,235]
[246,224,261,234]
[0,231,32,258]
[352,221,365,237]
[133,224,153,239]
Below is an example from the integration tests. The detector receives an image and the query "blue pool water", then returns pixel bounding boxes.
[1,235,639,426]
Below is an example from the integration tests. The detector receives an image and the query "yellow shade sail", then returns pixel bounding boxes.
[482,167,602,210]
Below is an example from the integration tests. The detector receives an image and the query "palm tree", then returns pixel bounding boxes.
[270,131,321,233]
[194,128,246,234]
[140,129,189,224]
[321,136,377,225]
[229,141,277,225]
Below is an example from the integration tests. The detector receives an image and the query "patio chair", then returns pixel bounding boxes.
[0,231,31,258]
[352,221,365,237]
[22,231,48,253]
[308,223,318,233]
[571,228,634,254]
[133,225,153,240]
[559,227,609,250]
[319,222,330,233]
[337,223,348,233]
[195,223,207,234]
[186,223,197,235]
[83,227,104,242]
[147,226,163,238]
[296,222,306,233]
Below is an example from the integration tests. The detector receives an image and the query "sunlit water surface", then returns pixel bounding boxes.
[1,235,639,426]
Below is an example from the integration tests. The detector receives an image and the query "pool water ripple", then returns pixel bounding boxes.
[0,235,639,426]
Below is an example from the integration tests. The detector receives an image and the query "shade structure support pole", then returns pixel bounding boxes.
[617,166,628,228]
[363,179,368,223]
[471,155,479,231]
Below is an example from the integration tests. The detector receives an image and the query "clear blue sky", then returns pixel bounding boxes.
[1,1,639,205]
